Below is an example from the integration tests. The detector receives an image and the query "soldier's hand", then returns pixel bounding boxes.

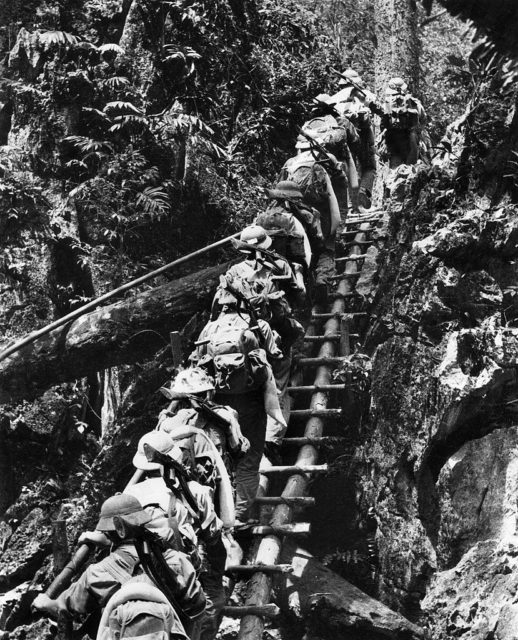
[239,436,251,454]
[78,530,111,547]
[32,593,60,618]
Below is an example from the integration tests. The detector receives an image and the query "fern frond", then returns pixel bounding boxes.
[99,43,124,56]
[39,30,79,49]
[104,101,143,115]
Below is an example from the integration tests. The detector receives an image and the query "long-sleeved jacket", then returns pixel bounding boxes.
[58,542,205,620]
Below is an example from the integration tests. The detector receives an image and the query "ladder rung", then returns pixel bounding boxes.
[223,604,280,619]
[289,409,343,418]
[303,334,341,342]
[340,227,374,236]
[226,564,294,574]
[259,463,329,475]
[346,215,382,225]
[296,356,347,367]
[287,383,346,392]
[335,253,369,263]
[311,311,366,320]
[249,523,311,536]
[329,291,357,300]
[254,496,316,506]
[281,436,348,446]
[328,273,361,282]
[342,240,372,247]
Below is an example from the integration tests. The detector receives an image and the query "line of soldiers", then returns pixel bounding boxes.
[31,68,427,640]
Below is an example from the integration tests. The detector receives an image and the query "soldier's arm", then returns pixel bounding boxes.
[59,545,138,616]
[188,323,210,363]
[163,549,207,619]
[324,172,341,235]
[257,319,283,359]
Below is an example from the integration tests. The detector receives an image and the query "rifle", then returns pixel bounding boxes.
[220,280,267,347]
[329,66,384,118]
[143,444,199,516]
[159,383,233,432]
[113,517,201,622]
[329,66,367,99]
[230,238,286,276]
[298,128,342,176]
[187,395,233,431]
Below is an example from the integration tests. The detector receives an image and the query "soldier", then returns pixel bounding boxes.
[306,104,361,215]
[130,431,227,640]
[279,136,341,304]
[190,289,286,525]
[264,180,324,259]
[227,225,305,348]
[32,493,205,635]
[380,77,427,168]
[329,69,378,208]
[157,367,250,487]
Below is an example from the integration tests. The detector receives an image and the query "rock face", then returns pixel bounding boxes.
[351,157,518,633]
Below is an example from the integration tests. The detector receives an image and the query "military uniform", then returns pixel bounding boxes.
[58,539,204,621]
[126,478,225,640]
[279,150,339,292]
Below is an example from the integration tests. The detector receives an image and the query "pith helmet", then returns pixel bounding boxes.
[96,494,151,531]
[239,225,272,249]
[387,77,408,94]
[171,367,215,395]
[132,431,176,471]
[265,180,304,201]
[338,68,364,88]
[313,92,332,104]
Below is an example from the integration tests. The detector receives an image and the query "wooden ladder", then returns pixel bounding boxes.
[224,211,378,638]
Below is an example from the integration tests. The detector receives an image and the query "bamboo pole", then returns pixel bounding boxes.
[0,232,240,364]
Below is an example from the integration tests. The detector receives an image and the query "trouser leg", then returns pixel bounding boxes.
[359,166,376,208]
[314,234,336,285]
[198,572,226,640]
[219,393,266,522]
[235,442,264,521]
[330,171,348,220]
[407,129,419,164]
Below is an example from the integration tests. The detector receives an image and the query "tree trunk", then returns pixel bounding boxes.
[374,0,420,93]
[0,261,232,403]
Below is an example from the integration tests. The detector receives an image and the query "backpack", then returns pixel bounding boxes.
[207,324,261,394]
[98,581,188,640]
[303,115,350,160]
[280,153,328,206]
[384,93,420,130]
[256,206,306,263]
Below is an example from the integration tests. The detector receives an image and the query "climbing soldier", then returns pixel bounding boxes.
[380,77,428,168]
[279,134,341,304]
[32,493,205,638]
[129,431,227,640]
[328,68,378,208]
[254,195,311,293]
[157,367,250,487]
[190,286,287,526]
[227,225,307,456]
[227,225,305,349]
[264,179,324,262]
[306,100,361,215]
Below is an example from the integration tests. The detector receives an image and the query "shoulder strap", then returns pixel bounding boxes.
[167,494,185,553]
